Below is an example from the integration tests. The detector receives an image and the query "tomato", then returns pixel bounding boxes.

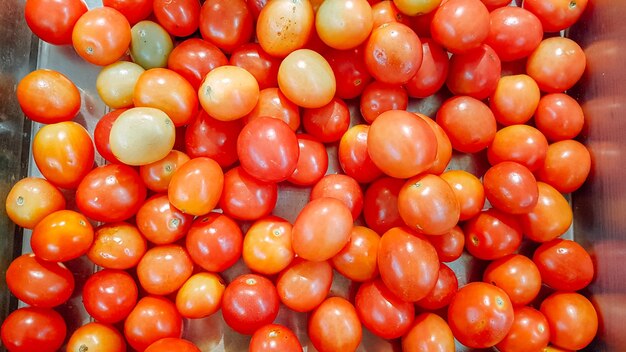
[519,182,573,243]
[292,197,353,261]
[82,269,137,324]
[124,296,183,351]
[249,324,302,352]
[256,0,314,57]
[331,226,380,282]
[325,46,373,99]
[6,253,74,308]
[486,7,543,62]
[32,121,94,189]
[222,274,280,335]
[167,38,228,90]
[277,258,333,312]
[360,81,409,124]
[103,0,152,25]
[448,282,514,348]
[378,227,439,302]
[17,69,80,124]
[535,93,585,142]
[137,245,194,296]
[310,174,363,220]
[66,323,126,352]
[316,0,373,50]
[523,0,588,32]
[31,209,93,262]
[490,75,541,126]
[25,0,87,45]
[0,307,66,352]
[436,95,497,153]
[431,0,490,54]
[371,1,412,27]
[219,166,278,221]
[242,216,294,275]
[87,222,147,270]
[363,177,404,235]
[415,263,458,310]
[186,212,243,272]
[93,109,125,164]
[176,272,225,319]
[96,62,144,109]
[153,0,200,37]
[448,44,501,100]
[308,297,362,352]
[199,0,253,53]
[540,292,597,350]
[237,117,299,183]
[355,278,414,339]
[129,20,174,70]
[184,110,242,168]
[199,65,260,122]
[76,164,147,222]
[302,97,350,142]
[394,0,441,15]
[484,254,542,307]
[533,238,594,292]
[338,124,384,184]
[72,7,131,66]
[135,195,192,245]
[405,38,449,98]
[288,134,329,186]
[496,307,550,352]
[245,87,301,132]
[168,157,224,216]
[402,313,455,352]
[230,43,281,90]
[464,208,523,261]
[488,125,548,172]
[5,177,65,229]
[526,37,586,93]
[139,150,191,193]
[278,49,336,108]
[537,140,591,194]
[364,22,422,84]
[440,170,484,221]
[426,225,465,262]
[483,161,539,215]
[145,338,200,352]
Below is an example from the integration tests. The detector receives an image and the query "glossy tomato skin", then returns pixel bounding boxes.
[153,0,200,37]
[245,87,301,132]
[518,182,573,243]
[103,0,153,25]
[487,125,548,172]
[5,177,66,229]
[66,322,126,352]
[464,208,523,261]
[360,81,409,124]
[249,324,302,352]
[17,69,81,124]
[139,150,190,193]
[325,46,373,99]
[308,297,362,352]
[533,239,594,292]
[405,38,450,98]
[199,65,260,122]
[448,282,514,348]
[426,225,465,262]
[447,43,501,100]
[186,212,243,272]
[145,338,201,352]
[485,7,543,62]
[523,0,588,32]
[496,306,550,352]
[82,269,138,324]
[483,161,539,215]
[242,216,294,275]
[124,296,183,352]
[87,222,147,270]
[230,43,281,90]
[526,37,586,93]
[356,278,415,339]
[25,0,87,45]
[175,272,225,319]
[489,74,541,126]
[331,226,380,282]
[540,292,598,350]
[222,274,280,335]
[302,97,350,142]
[185,111,242,168]
[338,124,384,184]
[537,140,591,194]
[167,38,228,90]
[363,177,404,235]
[535,93,585,142]
[440,170,485,221]
[94,109,125,164]
[137,244,194,296]
[76,164,147,223]
[310,174,364,221]
[402,313,455,352]
[199,0,253,53]
[436,95,497,153]
[287,134,329,186]
[6,253,74,308]
[483,254,542,307]
[0,307,66,352]
[277,258,333,313]
[256,0,314,57]
[219,166,278,221]
[168,157,224,216]
[278,49,336,109]
[72,7,131,66]
[431,0,490,54]
[415,263,458,310]
[31,209,93,262]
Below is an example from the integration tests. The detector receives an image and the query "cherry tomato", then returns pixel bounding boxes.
[537,140,591,194]
[242,216,294,275]
[230,43,281,90]
[87,222,147,270]
[419,114,452,174]
[124,296,183,351]
[153,0,200,37]
[185,110,242,168]
[17,69,81,124]
[219,166,278,221]
[535,93,585,142]
[145,338,201,352]
[440,170,485,221]
[186,212,243,272]
[356,278,414,339]
[526,37,586,93]
[72,7,131,66]
[519,182,573,243]
[484,254,542,307]
[199,65,260,122]
[167,38,228,90]
[66,323,126,352]
[245,87,301,132]
[135,195,191,244]
[168,157,224,216]
[402,313,455,352]
[430,0,490,54]
[540,292,597,350]
[97,61,144,109]
[447,44,501,100]
[436,95,497,153]
[256,0,314,57]
[364,22,422,84]
[278,49,336,108]
[371,1,412,27]
[103,0,152,25]
[426,225,465,262]
[5,177,65,229]
[488,125,548,172]
[316,0,373,50]
[277,258,333,312]
[308,297,362,352]
[31,209,93,262]
[302,97,350,142]
[288,134,329,186]
[360,81,409,124]
[175,272,225,319]
[486,7,543,62]
[363,177,404,235]
[415,263,458,310]
[523,0,588,32]
[464,208,523,261]
[490,74,541,126]
[496,307,550,352]
[249,324,302,352]
[24,0,87,45]
[325,46,373,99]
[199,0,253,53]
[533,238,594,292]
[93,109,125,164]
[331,226,380,282]
[0,307,66,352]
[338,124,384,184]
[483,161,539,215]
[137,244,194,296]
[139,150,190,193]
[405,38,450,98]
[82,269,138,324]
[222,274,280,335]
[311,174,364,220]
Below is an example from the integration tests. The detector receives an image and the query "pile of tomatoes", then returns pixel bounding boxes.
[3,0,596,351]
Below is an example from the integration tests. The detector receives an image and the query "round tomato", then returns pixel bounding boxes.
[360,81,409,124]
[87,222,147,270]
[219,166,278,221]
[277,258,333,313]
[364,22,422,84]
[17,69,81,124]
[526,37,586,93]
[533,238,594,292]
[440,170,485,221]
[249,324,302,352]
[245,87,301,132]
[405,38,450,98]
[199,65,260,122]
[426,225,465,262]
[129,20,174,69]
[25,0,87,45]
[278,49,336,108]
[540,292,597,350]
[488,125,548,172]
[185,110,242,168]
[31,209,93,262]
[167,38,228,90]
[356,278,414,339]
[523,0,588,32]
[137,245,194,296]
[518,182,573,242]
[535,93,585,142]
[176,272,225,319]
[464,208,523,261]
[168,157,224,216]
[363,177,404,235]
[436,95,497,153]
[124,296,183,351]
[199,0,253,53]
[483,161,539,215]
[287,134,329,186]
[97,61,145,109]
[537,140,591,194]
[325,46,372,99]
[430,0,490,54]
[66,323,126,352]
[415,263,458,310]
[256,0,314,57]
[72,7,131,66]
[5,177,65,229]
[82,269,138,324]
[145,338,201,352]
[402,313,455,352]
[486,7,543,62]
[186,212,243,272]
[153,0,200,37]
[447,43,501,100]
[316,0,373,50]
[331,226,380,282]
[222,274,280,335]
[1,307,66,352]
[308,297,362,352]
[103,0,153,25]
[490,74,541,126]
[496,307,550,352]
[338,124,384,184]
[242,216,294,275]
[483,254,542,307]
[302,97,350,142]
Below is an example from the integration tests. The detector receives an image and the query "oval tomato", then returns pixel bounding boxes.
[316,0,373,50]
[402,313,455,352]
[278,49,336,108]
[540,292,597,350]
[308,297,362,352]
[496,307,550,352]
[221,274,280,335]
[310,174,364,220]
[168,157,224,216]
[137,244,194,296]
[5,177,65,229]
[93,109,125,164]
[31,209,93,262]
[487,125,548,172]
[219,166,278,221]
[533,238,594,292]
[363,177,404,235]
[485,7,543,62]
[405,38,450,98]
[489,74,541,126]
[199,0,253,53]
[277,258,333,313]
[426,225,465,262]
[153,0,200,37]
[245,87,301,132]
[124,296,183,351]
[356,278,415,339]
[535,93,585,142]
[175,272,225,319]
[483,161,539,215]
[186,212,243,272]
[103,0,153,25]
[249,324,302,352]
[537,140,591,194]
[331,225,380,282]
[364,22,422,84]
[242,216,294,275]
[66,323,126,352]
[523,0,588,32]
[199,65,260,122]
[87,222,147,270]
[256,0,314,57]
[464,208,523,261]
[526,37,586,93]
[25,0,87,45]
[440,170,485,221]
[97,61,144,109]
[325,46,372,99]
[518,182,573,243]
[139,150,190,193]
[1,307,66,352]
[447,43,501,100]
[302,97,350,142]
[360,81,408,124]
[185,110,242,168]
[483,254,542,307]
[430,0,490,54]
[17,69,81,124]
[436,95,497,153]
[72,7,131,66]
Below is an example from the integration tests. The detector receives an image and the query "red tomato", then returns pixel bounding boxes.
[222,274,280,335]
[277,258,333,312]
[31,209,93,262]
[135,194,192,244]
[186,212,243,272]
[242,216,294,275]
[483,161,539,215]
[24,0,87,45]
[489,74,541,126]
[430,0,490,54]
[355,278,415,339]
[377,227,440,302]
[405,38,450,98]
[237,117,300,183]
[535,93,585,142]
[185,110,242,168]
[1,307,66,352]
[331,225,380,282]
[485,7,543,62]
[87,222,147,270]
[310,174,364,220]
[325,46,373,99]
[249,324,302,352]
[153,0,200,37]
[360,81,409,124]
[139,150,191,193]
[82,269,138,324]
[518,182,573,243]
[415,263,458,310]
[426,225,465,262]
[94,109,126,164]
[484,254,542,307]
[288,134,329,186]
[526,37,586,93]
[292,197,353,262]
[176,272,225,319]
[448,282,514,348]
[440,170,485,221]
[5,177,66,230]
[496,307,550,352]
[103,0,153,25]
[371,1,413,27]
[308,297,362,352]
[338,124,384,184]
[436,95,497,153]
[6,253,74,308]
[244,87,301,132]
[464,208,523,261]
[76,164,147,222]
[419,113,455,176]
[523,0,588,32]
[247,0,267,19]
[402,313,455,352]
[363,177,404,235]
[256,0,314,57]
[72,7,131,66]
[537,140,591,194]
[167,38,228,90]
[168,157,224,216]
[447,44,501,100]
[124,296,183,351]
[137,244,194,296]
[540,292,597,350]
[66,322,126,352]
[219,166,278,221]
[302,97,350,142]
[230,43,281,90]
[199,0,253,53]
[17,69,81,124]
[533,239,594,292]
[488,125,548,172]
[145,338,200,352]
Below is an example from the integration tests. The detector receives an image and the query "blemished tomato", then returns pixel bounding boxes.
[402,313,455,352]
[426,225,465,262]
[415,263,458,310]
[219,166,278,221]
[277,258,333,312]
[523,0,588,32]
[464,208,523,261]
[137,245,194,296]
[483,161,539,215]
[153,0,200,37]
[6,253,74,308]
[448,282,514,348]
[355,278,414,339]
[360,81,409,124]
[82,269,138,324]
[124,296,183,351]
[526,37,586,93]
[136,194,194,245]
[24,0,87,45]
[430,0,490,54]
[199,65,260,122]
[185,110,242,168]
[490,74,541,126]
[377,227,440,302]
[315,0,373,50]
[364,22,423,84]
[535,93,585,142]
[167,38,228,91]
[249,324,302,352]
[436,95,497,153]
[168,157,224,216]
[302,97,350,142]
[97,61,144,109]
[483,254,542,307]
[199,0,253,53]
[447,44,501,100]
[537,140,591,194]
[245,87,301,132]
[76,164,147,222]
[311,174,364,220]
[363,177,404,235]
[308,297,362,352]
[331,226,380,282]
[518,182,573,243]
[5,177,65,229]
[145,338,200,352]
[338,124,384,184]
[278,49,337,109]
[230,43,281,90]
[93,109,125,164]
[243,216,294,275]
[103,0,153,25]
[496,307,550,352]
[176,272,225,319]
[440,170,484,221]
[405,38,450,98]
[139,150,190,193]
[292,197,353,262]
[288,134,329,186]
[488,125,548,172]
[0,307,66,352]
[17,69,80,124]
[540,292,598,350]
[256,0,314,57]
[486,7,543,62]
[31,209,93,262]
[66,323,126,352]
[222,274,280,335]
[533,238,594,292]
[32,121,94,189]
[72,7,131,66]
[186,212,243,272]
[324,46,373,99]
[87,222,147,270]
